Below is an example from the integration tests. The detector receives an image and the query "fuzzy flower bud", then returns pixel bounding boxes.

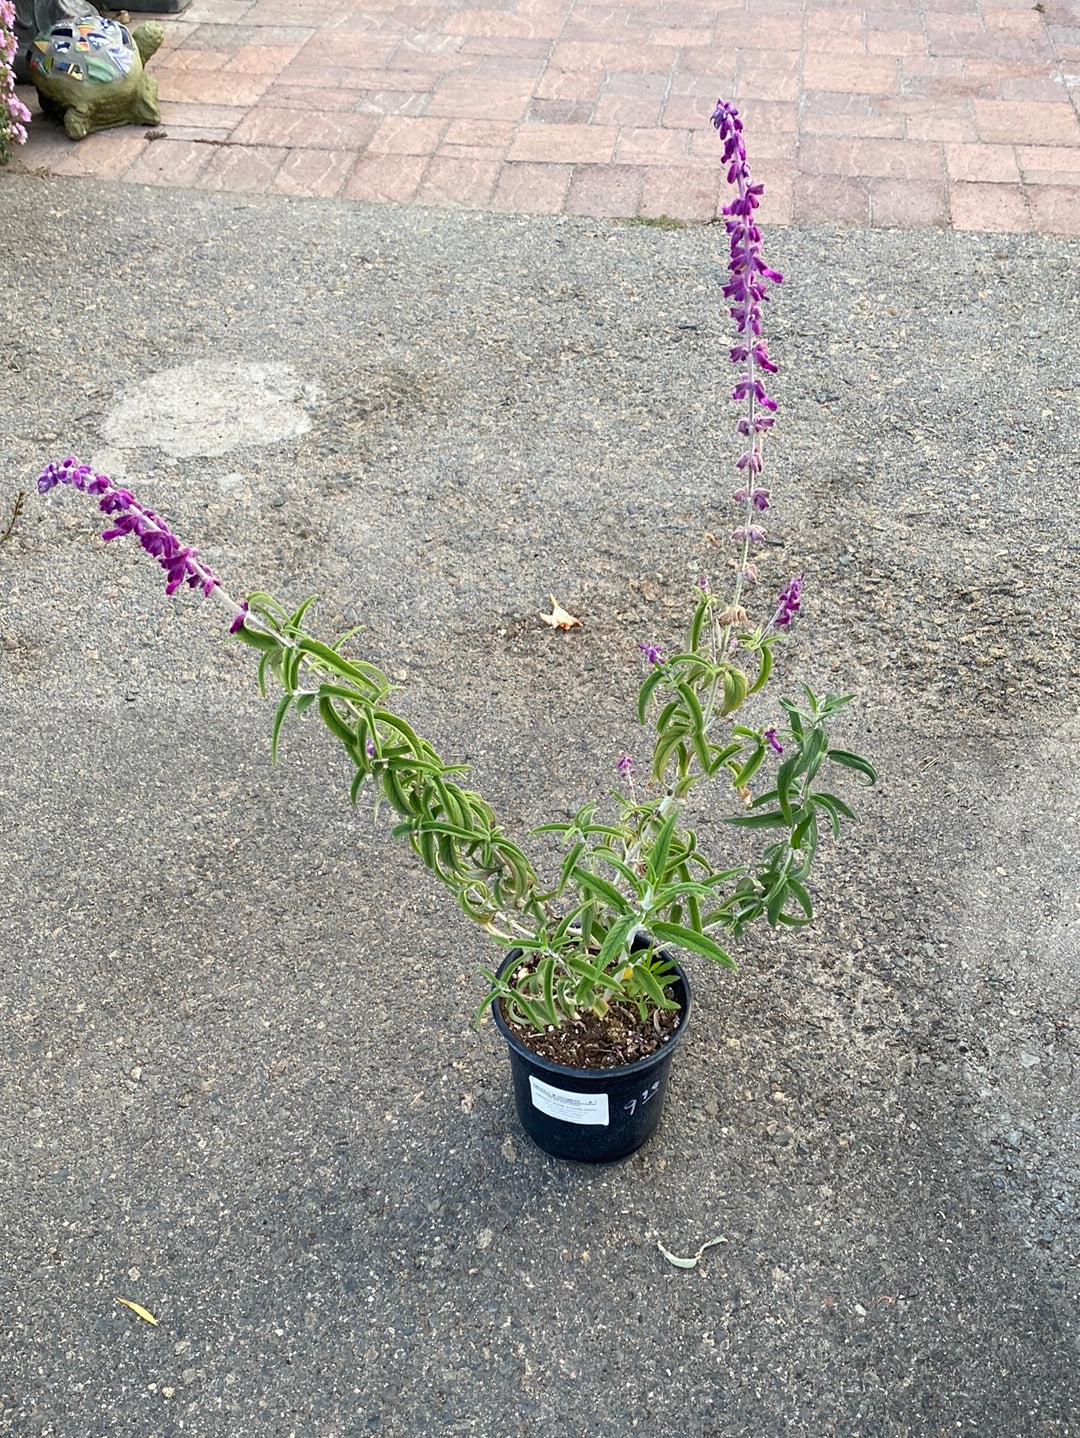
[773,575,804,627]
[716,605,747,627]
[731,525,767,545]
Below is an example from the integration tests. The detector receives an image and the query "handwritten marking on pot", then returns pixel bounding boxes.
[529,1077,608,1125]
[657,1236,728,1270]
[116,1296,159,1325]
[623,1079,661,1115]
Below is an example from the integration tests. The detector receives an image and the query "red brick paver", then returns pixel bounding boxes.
[11,0,1080,233]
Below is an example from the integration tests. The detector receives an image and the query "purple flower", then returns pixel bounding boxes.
[697,574,711,593]
[764,727,784,755]
[366,738,377,759]
[712,98,782,483]
[638,640,664,666]
[229,601,250,635]
[38,457,221,599]
[731,525,767,545]
[616,752,635,782]
[750,488,771,512]
[773,575,804,628]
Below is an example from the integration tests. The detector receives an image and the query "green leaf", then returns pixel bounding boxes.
[713,741,745,768]
[569,866,632,916]
[565,953,608,986]
[685,891,702,934]
[281,644,304,695]
[733,744,766,788]
[539,957,558,1025]
[597,914,639,969]
[507,993,550,1032]
[317,695,356,748]
[765,879,788,926]
[776,754,799,824]
[791,810,818,854]
[674,680,706,739]
[557,840,587,897]
[827,749,878,785]
[287,594,320,630]
[689,594,710,651]
[797,727,827,780]
[747,641,773,696]
[649,922,736,969]
[636,668,666,725]
[270,694,292,764]
[633,962,678,1011]
[785,877,814,920]
[812,793,843,839]
[593,848,646,896]
[552,904,589,944]
[297,635,385,689]
[246,590,289,622]
[381,768,415,817]
[417,826,438,872]
[372,710,425,756]
[724,811,788,829]
[812,790,855,821]
[652,724,691,784]
[232,624,279,653]
[657,698,682,732]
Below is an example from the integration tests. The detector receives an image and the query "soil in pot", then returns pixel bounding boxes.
[500,993,682,1069]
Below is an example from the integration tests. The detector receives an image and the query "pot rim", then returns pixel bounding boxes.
[491,945,693,1081]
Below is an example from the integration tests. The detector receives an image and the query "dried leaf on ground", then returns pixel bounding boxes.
[540,596,583,631]
[116,1296,159,1325]
[657,1235,727,1270]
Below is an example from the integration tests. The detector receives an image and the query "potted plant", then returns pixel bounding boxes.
[35,99,875,1163]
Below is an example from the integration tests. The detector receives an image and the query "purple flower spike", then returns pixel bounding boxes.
[764,728,784,755]
[638,640,664,666]
[38,457,221,600]
[773,575,804,628]
[712,98,782,489]
[616,752,635,782]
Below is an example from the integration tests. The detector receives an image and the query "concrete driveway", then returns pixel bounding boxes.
[0,167,1077,1435]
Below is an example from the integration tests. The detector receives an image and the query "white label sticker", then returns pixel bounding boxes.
[529,1076,609,1126]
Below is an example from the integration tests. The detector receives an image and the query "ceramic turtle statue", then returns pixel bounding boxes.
[28,14,163,139]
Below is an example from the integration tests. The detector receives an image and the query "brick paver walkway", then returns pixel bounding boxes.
[12,0,1080,231]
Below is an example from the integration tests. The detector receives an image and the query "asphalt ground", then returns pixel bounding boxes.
[0,175,1078,1436]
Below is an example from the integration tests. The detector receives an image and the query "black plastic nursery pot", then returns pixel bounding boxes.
[492,949,692,1163]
